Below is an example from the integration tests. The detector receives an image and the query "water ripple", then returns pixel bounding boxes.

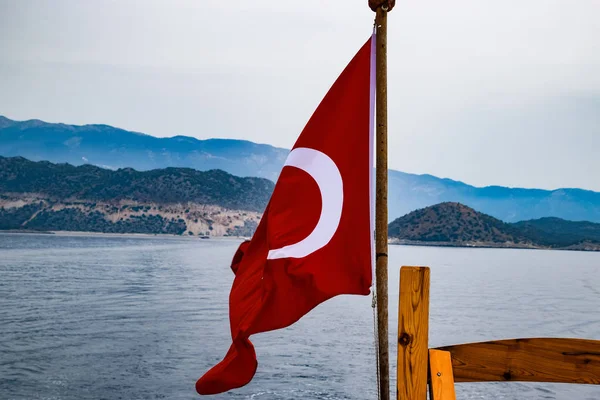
[0,233,599,399]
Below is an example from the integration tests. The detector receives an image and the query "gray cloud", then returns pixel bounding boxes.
[1,0,598,190]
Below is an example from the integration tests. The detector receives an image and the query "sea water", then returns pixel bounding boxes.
[0,233,599,400]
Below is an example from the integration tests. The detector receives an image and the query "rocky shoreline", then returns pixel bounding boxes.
[0,196,260,237]
[389,238,600,252]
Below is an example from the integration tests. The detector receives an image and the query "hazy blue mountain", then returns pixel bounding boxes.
[0,116,288,181]
[2,115,600,223]
[388,170,600,223]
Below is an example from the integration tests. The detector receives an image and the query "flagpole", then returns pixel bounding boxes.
[374,3,390,400]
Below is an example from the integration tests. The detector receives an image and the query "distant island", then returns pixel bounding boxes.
[389,202,600,251]
[0,156,272,237]
[1,157,600,251]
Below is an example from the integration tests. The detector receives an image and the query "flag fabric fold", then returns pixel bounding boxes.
[196,33,376,395]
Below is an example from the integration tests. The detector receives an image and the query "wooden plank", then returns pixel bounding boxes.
[436,338,600,384]
[428,350,457,400]
[397,266,430,399]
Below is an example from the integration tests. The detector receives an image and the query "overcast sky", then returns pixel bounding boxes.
[1,0,598,190]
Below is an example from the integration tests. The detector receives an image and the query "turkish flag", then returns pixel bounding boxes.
[196,34,376,395]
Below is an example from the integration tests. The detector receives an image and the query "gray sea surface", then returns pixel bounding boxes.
[0,232,599,400]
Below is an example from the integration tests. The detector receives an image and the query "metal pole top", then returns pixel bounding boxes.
[368,0,395,12]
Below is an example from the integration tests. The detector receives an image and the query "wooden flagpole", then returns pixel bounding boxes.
[373,2,391,400]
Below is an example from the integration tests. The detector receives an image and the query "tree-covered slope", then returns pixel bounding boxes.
[0,156,273,212]
[388,202,600,250]
[388,202,524,244]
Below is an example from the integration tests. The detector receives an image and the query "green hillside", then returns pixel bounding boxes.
[389,202,600,250]
[0,156,274,212]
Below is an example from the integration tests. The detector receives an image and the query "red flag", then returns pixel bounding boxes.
[196,34,376,395]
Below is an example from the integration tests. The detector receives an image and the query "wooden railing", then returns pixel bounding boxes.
[396,266,600,400]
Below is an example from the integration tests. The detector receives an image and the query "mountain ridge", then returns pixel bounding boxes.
[0,155,273,212]
[3,115,600,223]
[0,115,288,180]
[2,155,600,249]
[0,155,271,236]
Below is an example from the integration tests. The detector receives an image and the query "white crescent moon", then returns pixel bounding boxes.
[267,147,344,260]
